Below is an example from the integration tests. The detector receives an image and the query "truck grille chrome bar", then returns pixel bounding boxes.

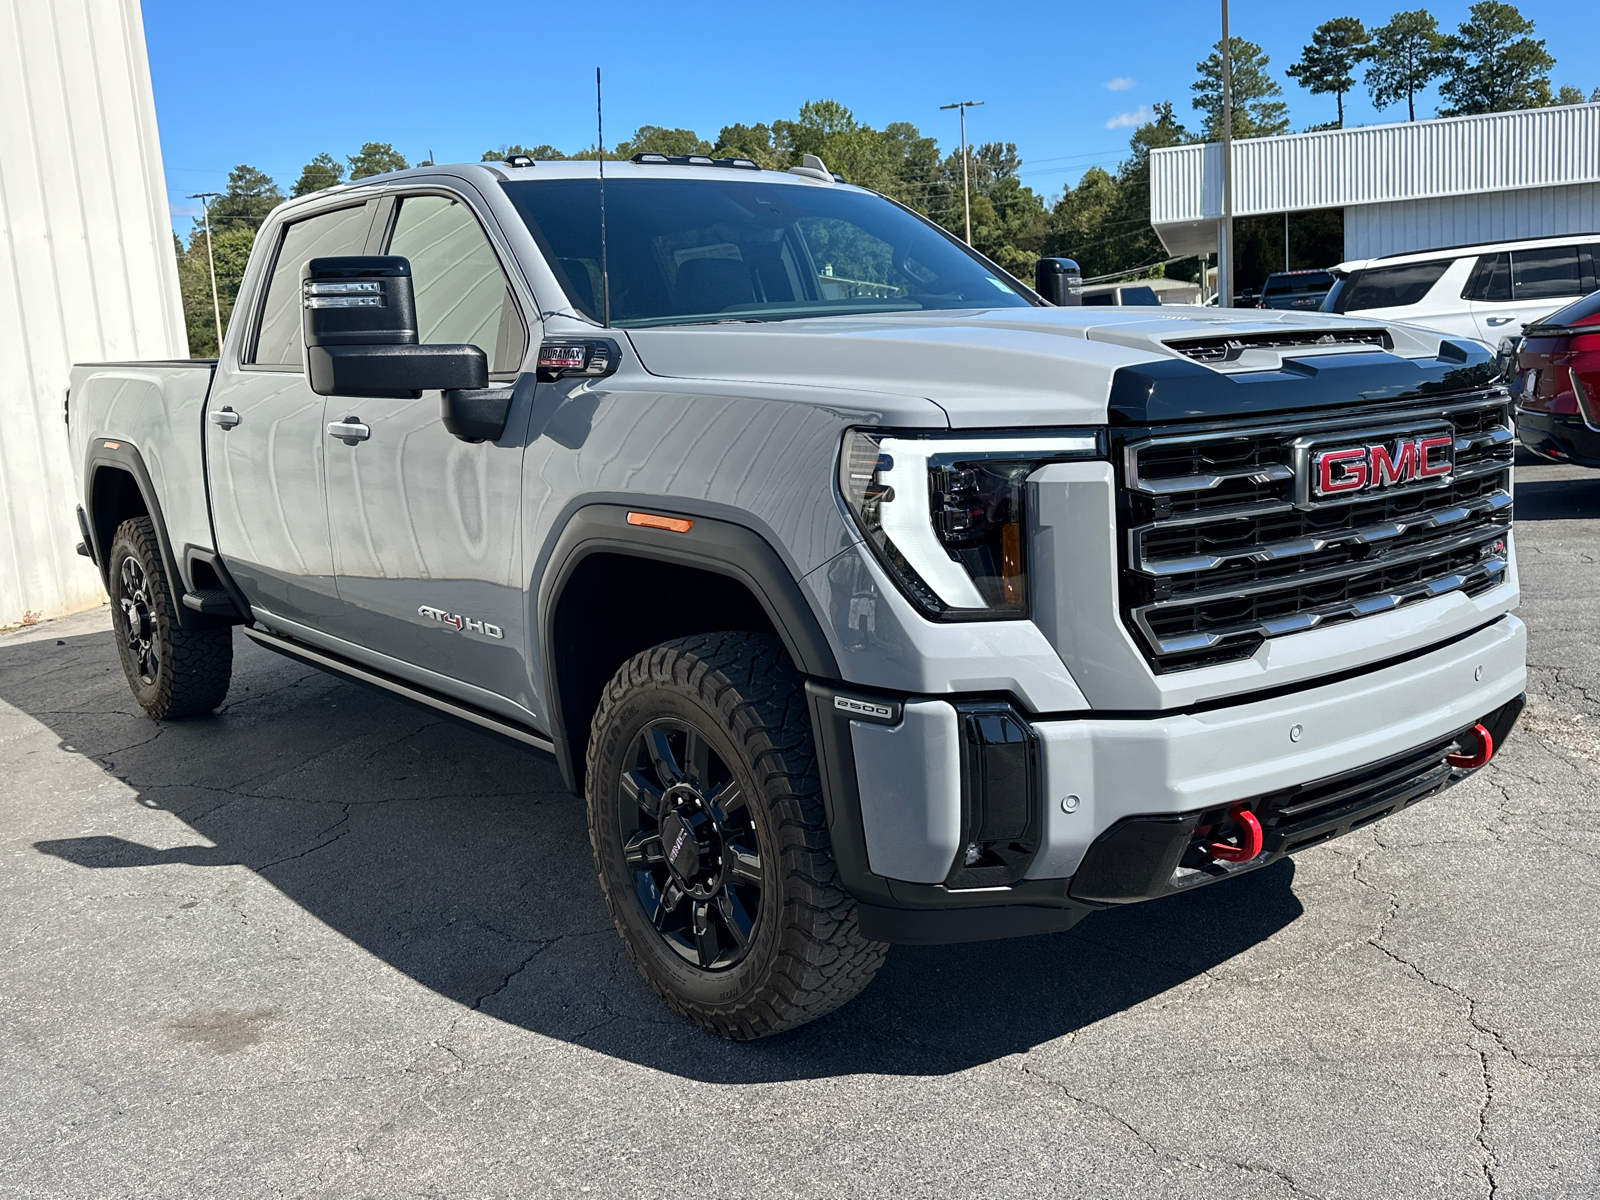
[1115,392,1514,672]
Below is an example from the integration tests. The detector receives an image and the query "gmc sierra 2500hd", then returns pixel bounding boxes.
[68,154,1525,1039]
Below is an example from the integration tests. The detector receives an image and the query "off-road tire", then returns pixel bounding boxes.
[586,632,887,1038]
[107,517,232,719]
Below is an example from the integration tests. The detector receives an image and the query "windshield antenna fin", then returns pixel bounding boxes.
[597,66,611,328]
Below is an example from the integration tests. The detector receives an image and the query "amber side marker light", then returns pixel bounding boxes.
[627,511,694,533]
[103,441,121,450]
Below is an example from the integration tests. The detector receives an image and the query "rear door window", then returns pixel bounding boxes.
[385,195,528,375]
[1462,253,1510,302]
[1511,245,1584,301]
[1334,260,1450,312]
[251,203,374,366]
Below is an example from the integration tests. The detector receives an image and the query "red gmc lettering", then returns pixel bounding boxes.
[1368,439,1417,487]
[1318,447,1368,494]
[1415,434,1453,478]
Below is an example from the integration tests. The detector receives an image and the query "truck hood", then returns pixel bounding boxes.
[624,305,1468,427]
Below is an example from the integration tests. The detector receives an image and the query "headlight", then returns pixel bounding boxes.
[839,428,1101,620]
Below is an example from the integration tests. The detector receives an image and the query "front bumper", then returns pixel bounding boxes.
[811,615,1526,944]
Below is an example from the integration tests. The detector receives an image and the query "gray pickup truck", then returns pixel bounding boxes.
[68,154,1525,1038]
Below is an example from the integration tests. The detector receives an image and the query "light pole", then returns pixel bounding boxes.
[188,192,224,352]
[939,100,984,246]
[1219,0,1235,307]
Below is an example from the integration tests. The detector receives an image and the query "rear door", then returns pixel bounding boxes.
[1471,243,1591,340]
[323,188,537,712]
[207,200,376,636]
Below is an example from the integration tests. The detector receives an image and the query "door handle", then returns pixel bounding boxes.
[208,406,241,429]
[1487,316,1515,326]
[327,418,371,444]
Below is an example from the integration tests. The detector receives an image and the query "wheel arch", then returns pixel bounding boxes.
[536,504,840,794]
[84,443,198,629]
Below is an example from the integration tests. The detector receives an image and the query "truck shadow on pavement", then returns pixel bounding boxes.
[12,627,1302,1083]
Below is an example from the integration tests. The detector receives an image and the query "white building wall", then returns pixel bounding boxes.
[1344,182,1600,260]
[1151,104,1600,226]
[0,0,186,628]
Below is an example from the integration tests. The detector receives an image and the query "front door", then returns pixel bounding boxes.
[207,200,376,638]
[324,190,537,713]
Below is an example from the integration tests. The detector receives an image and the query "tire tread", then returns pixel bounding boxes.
[586,631,886,1038]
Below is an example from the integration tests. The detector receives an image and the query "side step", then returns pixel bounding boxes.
[182,586,243,617]
[241,626,556,756]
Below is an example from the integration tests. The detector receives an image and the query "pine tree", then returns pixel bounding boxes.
[1365,10,1449,120]
[1286,17,1372,127]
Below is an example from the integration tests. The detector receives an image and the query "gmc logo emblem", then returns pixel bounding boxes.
[1313,435,1453,497]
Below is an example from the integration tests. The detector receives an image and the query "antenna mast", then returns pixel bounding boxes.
[597,67,611,328]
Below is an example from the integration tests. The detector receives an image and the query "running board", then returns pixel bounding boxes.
[241,626,556,755]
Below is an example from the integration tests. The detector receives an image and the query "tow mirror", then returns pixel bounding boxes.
[302,256,486,399]
[1035,257,1083,307]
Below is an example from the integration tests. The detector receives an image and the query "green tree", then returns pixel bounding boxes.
[1044,102,1192,281]
[713,123,783,170]
[203,164,282,233]
[291,152,343,196]
[1193,37,1291,140]
[1285,17,1372,127]
[1365,10,1449,121]
[611,126,714,158]
[1438,2,1554,115]
[481,144,565,162]
[1552,85,1586,105]
[347,142,409,180]
[175,224,257,357]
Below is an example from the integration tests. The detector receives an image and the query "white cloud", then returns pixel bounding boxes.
[1105,77,1137,92]
[169,201,203,218]
[1105,105,1154,129]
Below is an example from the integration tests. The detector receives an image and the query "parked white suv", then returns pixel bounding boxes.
[1325,234,1600,344]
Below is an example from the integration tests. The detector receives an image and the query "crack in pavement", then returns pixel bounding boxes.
[998,1058,1326,1198]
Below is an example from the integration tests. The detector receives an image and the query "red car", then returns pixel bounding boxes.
[1513,290,1600,464]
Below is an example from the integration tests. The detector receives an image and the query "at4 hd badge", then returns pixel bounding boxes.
[418,605,504,640]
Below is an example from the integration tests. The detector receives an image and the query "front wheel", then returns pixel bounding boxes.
[586,632,886,1039]
[107,517,233,719]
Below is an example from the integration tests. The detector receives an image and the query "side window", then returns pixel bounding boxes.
[250,204,373,366]
[1334,259,1450,312]
[1511,245,1583,301]
[387,195,528,375]
[1462,253,1510,302]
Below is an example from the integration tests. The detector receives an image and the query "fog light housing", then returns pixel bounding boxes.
[945,703,1042,888]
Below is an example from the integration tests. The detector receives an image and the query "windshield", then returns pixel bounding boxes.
[501,177,1034,327]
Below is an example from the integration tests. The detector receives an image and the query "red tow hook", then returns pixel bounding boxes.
[1201,804,1263,863]
[1446,722,1495,770]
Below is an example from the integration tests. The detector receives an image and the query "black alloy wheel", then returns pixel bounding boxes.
[619,719,764,971]
[117,554,159,686]
[586,632,887,1039]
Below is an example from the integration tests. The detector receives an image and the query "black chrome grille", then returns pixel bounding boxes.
[1117,393,1515,672]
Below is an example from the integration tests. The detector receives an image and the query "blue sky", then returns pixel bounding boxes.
[148,0,1593,231]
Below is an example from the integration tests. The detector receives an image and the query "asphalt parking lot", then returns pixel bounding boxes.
[2,454,1597,1200]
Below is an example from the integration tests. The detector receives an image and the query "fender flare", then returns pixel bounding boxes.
[84,440,199,630]
[536,503,841,791]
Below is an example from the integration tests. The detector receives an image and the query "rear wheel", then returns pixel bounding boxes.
[107,517,232,719]
[586,632,886,1038]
